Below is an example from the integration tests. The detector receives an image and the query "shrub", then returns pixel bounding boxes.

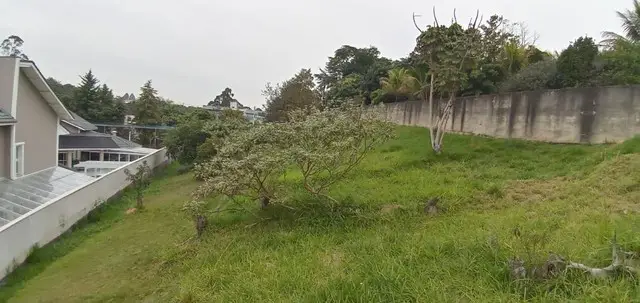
[194,122,291,207]
[285,106,394,202]
[192,105,394,209]
[124,161,152,209]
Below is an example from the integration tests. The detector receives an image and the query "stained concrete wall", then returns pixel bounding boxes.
[381,85,640,143]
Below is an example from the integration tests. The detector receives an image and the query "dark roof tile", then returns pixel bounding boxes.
[59,132,141,149]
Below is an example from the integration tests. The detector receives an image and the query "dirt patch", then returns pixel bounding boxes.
[320,251,345,269]
[380,204,405,214]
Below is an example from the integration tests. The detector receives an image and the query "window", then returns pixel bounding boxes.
[90,152,100,161]
[81,151,90,161]
[15,143,24,177]
[130,155,139,161]
[108,153,119,162]
[58,152,68,167]
[119,154,128,162]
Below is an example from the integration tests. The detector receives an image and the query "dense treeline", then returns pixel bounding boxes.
[263,1,640,122]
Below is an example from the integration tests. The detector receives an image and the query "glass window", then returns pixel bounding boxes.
[90,152,100,161]
[15,143,24,177]
[109,153,119,161]
[81,151,90,161]
[119,154,128,162]
[130,155,139,161]
[58,153,67,166]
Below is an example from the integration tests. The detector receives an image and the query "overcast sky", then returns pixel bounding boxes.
[0,0,631,108]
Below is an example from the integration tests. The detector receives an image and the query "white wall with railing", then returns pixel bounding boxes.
[0,148,168,280]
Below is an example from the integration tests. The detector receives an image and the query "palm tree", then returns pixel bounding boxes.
[408,67,430,101]
[380,68,415,102]
[602,0,640,46]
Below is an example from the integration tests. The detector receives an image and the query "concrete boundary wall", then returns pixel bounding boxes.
[0,148,168,280]
[381,85,640,143]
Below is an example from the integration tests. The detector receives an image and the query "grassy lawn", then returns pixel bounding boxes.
[2,126,640,302]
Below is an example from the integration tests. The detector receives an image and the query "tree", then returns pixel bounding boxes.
[316,45,393,105]
[46,78,76,110]
[72,70,100,119]
[164,116,210,165]
[94,84,124,123]
[124,161,152,210]
[263,69,321,122]
[556,37,599,87]
[0,35,28,59]
[500,58,558,92]
[133,80,162,146]
[380,68,414,102]
[596,39,640,85]
[194,122,291,209]
[413,9,482,153]
[602,0,640,45]
[285,106,394,202]
[208,88,237,107]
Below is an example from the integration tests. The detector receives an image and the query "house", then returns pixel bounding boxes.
[58,111,156,177]
[202,100,265,123]
[0,57,74,180]
[0,57,95,225]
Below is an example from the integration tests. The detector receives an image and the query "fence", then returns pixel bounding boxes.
[0,148,168,280]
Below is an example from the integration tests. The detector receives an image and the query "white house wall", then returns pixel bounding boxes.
[15,71,58,175]
[0,148,169,280]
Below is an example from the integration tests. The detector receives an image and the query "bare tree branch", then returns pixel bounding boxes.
[432,6,439,27]
[412,12,424,33]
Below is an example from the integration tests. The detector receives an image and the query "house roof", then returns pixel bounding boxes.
[0,167,94,228]
[0,109,16,124]
[59,131,141,149]
[61,111,98,131]
[19,61,73,120]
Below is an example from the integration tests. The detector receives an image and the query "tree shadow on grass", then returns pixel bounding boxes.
[209,194,394,236]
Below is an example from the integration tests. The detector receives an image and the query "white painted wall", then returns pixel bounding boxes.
[0,148,168,280]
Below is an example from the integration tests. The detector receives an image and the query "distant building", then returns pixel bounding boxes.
[119,93,136,104]
[203,100,265,123]
[58,111,156,177]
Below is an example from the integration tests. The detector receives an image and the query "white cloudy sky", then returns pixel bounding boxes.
[0,0,631,108]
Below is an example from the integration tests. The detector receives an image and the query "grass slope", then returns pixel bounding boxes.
[2,127,640,302]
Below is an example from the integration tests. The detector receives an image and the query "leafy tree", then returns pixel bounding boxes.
[165,117,210,165]
[316,45,393,104]
[602,0,640,45]
[124,161,152,210]
[196,110,250,163]
[596,39,640,85]
[556,37,599,87]
[285,106,394,202]
[46,78,76,109]
[500,58,558,92]
[0,35,28,59]
[192,105,393,226]
[413,13,483,153]
[194,122,291,209]
[263,69,321,122]
[208,88,237,107]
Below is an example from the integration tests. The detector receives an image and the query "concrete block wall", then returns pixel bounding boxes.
[382,85,640,143]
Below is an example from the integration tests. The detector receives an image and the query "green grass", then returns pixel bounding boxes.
[2,127,640,302]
